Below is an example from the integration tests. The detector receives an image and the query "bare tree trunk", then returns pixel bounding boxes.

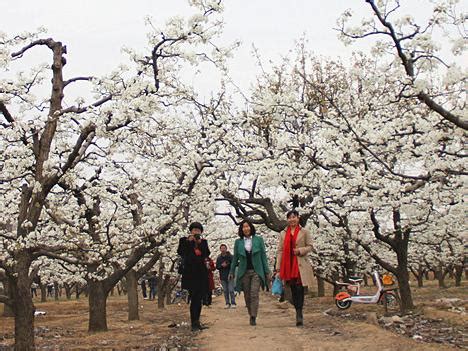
[435,269,448,288]
[363,274,369,287]
[166,289,172,305]
[157,281,166,309]
[395,238,414,313]
[416,274,424,288]
[454,265,463,287]
[64,283,72,300]
[39,281,47,303]
[53,281,59,301]
[88,281,109,332]
[2,278,15,317]
[12,257,35,351]
[157,274,172,309]
[75,284,81,299]
[396,269,413,313]
[126,270,139,321]
[411,268,424,288]
[316,276,325,297]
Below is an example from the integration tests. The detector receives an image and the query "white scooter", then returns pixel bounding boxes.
[334,271,399,310]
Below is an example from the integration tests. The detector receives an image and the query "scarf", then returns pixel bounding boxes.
[279,226,301,281]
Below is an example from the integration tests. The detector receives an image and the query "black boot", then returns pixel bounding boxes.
[249,316,256,326]
[191,322,200,332]
[296,309,303,327]
[191,320,209,331]
[196,320,209,330]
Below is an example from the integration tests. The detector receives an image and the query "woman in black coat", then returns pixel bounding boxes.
[177,222,210,331]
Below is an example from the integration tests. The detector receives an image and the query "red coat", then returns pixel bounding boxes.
[207,258,216,291]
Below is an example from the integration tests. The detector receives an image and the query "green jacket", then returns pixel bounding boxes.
[230,235,270,291]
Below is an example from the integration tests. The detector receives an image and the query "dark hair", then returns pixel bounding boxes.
[286,210,300,218]
[238,220,256,238]
[188,222,204,233]
[220,244,227,249]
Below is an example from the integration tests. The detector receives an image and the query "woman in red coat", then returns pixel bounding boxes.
[203,257,216,306]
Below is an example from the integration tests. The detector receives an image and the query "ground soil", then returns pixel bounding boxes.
[196,290,465,351]
[0,280,466,350]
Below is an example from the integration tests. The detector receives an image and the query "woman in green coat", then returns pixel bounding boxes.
[229,220,270,326]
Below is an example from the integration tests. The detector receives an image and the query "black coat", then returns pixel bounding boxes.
[177,237,210,293]
[216,253,232,282]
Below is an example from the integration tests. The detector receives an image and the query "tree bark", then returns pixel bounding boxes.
[64,283,72,299]
[454,265,463,287]
[416,274,424,288]
[54,281,59,301]
[316,276,325,297]
[395,237,414,313]
[75,284,81,299]
[39,281,47,303]
[363,274,369,287]
[411,268,424,288]
[424,270,431,280]
[126,270,139,321]
[157,273,171,309]
[435,269,447,288]
[157,280,166,309]
[12,256,35,351]
[2,278,15,317]
[88,281,109,332]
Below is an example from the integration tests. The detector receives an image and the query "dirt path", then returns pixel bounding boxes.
[194,292,457,351]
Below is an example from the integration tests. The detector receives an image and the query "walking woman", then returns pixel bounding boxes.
[275,210,314,326]
[229,220,270,326]
[177,222,210,331]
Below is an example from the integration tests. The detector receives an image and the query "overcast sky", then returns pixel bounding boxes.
[2,0,462,97]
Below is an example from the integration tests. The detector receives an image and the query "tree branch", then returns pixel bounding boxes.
[0,102,14,123]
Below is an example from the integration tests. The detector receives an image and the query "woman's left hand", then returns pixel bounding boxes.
[293,248,301,256]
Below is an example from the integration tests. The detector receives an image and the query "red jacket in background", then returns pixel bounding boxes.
[207,257,216,291]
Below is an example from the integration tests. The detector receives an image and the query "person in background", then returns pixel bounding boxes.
[46,283,53,297]
[229,220,270,326]
[177,222,210,331]
[148,273,157,300]
[275,210,315,327]
[31,282,38,297]
[139,277,148,300]
[203,257,216,307]
[216,244,236,308]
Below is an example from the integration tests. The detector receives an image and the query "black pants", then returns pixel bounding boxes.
[290,284,304,310]
[203,291,212,306]
[189,288,204,325]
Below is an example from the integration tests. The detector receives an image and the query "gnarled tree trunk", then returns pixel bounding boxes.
[454,265,463,287]
[38,281,47,303]
[2,278,15,317]
[64,283,72,300]
[54,281,60,301]
[316,276,325,297]
[126,270,139,321]
[12,255,35,351]
[435,269,448,288]
[88,281,109,332]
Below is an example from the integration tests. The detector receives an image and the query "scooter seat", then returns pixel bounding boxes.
[348,277,363,284]
[335,282,349,286]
